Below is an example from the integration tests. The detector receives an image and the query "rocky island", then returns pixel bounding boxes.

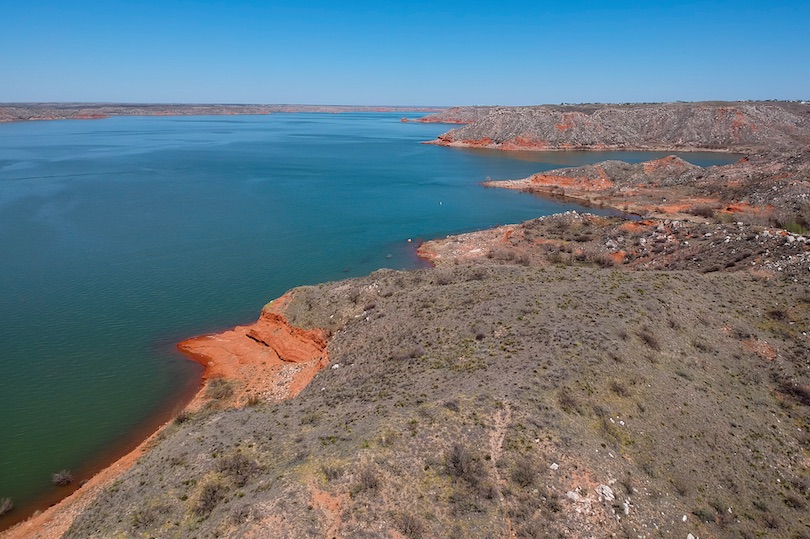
[3,101,809,539]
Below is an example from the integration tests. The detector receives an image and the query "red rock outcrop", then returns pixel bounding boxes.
[178,293,329,408]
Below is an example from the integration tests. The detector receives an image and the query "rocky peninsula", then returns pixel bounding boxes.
[3,101,809,539]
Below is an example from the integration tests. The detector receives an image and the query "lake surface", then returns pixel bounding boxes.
[0,112,741,525]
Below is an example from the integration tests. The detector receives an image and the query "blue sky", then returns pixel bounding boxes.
[1,1,808,105]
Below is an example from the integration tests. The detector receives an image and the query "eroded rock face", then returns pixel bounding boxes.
[177,293,330,408]
[427,102,810,152]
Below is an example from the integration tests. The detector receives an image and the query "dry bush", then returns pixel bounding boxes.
[395,512,425,538]
[557,388,580,414]
[610,380,631,397]
[688,205,717,219]
[392,345,425,361]
[322,464,344,482]
[637,327,661,351]
[193,479,226,517]
[355,466,379,493]
[51,469,73,486]
[444,444,485,488]
[0,498,12,517]
[206,379,234,400]
[216,453,259,487]
[131,501,170,529]
[510,458,536,488]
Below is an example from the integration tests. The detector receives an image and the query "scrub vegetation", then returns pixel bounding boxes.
[64,261,809,538]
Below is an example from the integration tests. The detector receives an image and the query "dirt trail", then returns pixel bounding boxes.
[488,402,515,538]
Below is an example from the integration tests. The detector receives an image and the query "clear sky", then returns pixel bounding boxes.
[1,0,808,106]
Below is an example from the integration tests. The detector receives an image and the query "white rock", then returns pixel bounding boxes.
[596,484,615,502]
[331,363,340,369]
[550,462,559,471]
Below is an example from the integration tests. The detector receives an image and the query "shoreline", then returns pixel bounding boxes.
[1,293,330,538]
[425,137,757,154]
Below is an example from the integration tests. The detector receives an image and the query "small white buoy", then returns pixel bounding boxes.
[407,238,412,243]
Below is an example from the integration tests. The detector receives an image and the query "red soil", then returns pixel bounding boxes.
[743,338,778,361]
[528,171,614,191]
[642,155,693,175]
[555,113,575,131]
[501,136,549,150]
[415,118,468,124]
[178,292,329,408]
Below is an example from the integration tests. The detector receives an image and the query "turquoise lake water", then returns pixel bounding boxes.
[0,112,742,525]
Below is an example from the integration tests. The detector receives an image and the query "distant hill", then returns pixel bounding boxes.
[422,101,810,152]
[0,103,444,123]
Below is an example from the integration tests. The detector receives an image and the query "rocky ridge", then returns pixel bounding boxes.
[424,102,810,152]
[402,106,496,124]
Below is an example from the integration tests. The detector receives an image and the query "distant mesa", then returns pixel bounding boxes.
[0,104,445,123]
[416,101,810,153]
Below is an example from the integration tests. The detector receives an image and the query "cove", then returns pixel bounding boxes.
[0,112,741,526]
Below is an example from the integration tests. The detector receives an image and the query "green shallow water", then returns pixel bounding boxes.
[0,112,741,525]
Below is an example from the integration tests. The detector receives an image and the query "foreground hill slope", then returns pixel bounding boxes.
[426,102,810,152]
[65,264,809,538]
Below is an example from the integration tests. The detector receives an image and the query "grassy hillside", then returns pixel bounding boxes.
[65,263,809,538]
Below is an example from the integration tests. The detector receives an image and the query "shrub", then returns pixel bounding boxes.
[784,222,808,235]
[206,379,233,400]
[557,388,580,414]
[355,466,379,493]
[610,380,630,397]
[510,458,536,488]
[0,498,12,517]
[434,272,453,285]
[444,444,484,487]
[443,399,460,412]
[193,480,226,517]
[395,512,425,538]
[51,469,73,486]
[767,308,787,321]
[216,453,259,487]
[131,501,170,528]
[322,464,344,482]
[392,345,425,361]
[688,205,717,219]
[637,327,661,351]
